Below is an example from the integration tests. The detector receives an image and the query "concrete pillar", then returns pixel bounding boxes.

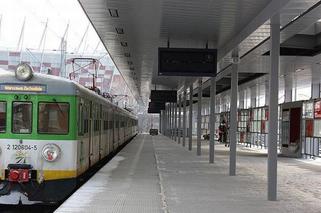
[178,94,182,144]
[268,12,280,201]
[183,87,187,147]
[209,77,216,163]
[189,85,193,151]
[229,53,238,176]
[312,63,320,99]
[197,78,202,156]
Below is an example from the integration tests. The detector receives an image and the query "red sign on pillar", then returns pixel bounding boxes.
[314,101,321,119]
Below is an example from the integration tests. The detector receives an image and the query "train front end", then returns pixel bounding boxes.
[0,64,78,204]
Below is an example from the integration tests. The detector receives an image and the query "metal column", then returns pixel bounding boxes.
[164,105,167,136]
[174,103,177,141]
[171,103,175,140]
[209,77,216,163]
[183,88,187,147]
[165,104,168,136]
[178,94,182,144]
[265,81,269,106]
[159,112,162,134]
[167,103,170,137]
[171,103,173,138]
[171,102,174,139]
[169,103,172,138]
[189,84,193,151]
[197,78,202,156]
[284,73,293,102]
[162,110,165,135]
[230,54,238,176]
[312,63,320,99]
[267,13,280,201]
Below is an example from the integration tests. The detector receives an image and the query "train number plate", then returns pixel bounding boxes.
[6,144,37,151]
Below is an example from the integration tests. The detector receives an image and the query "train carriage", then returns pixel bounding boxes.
[0,64,137,204]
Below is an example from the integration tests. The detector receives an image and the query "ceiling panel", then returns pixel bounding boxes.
[78,0,320,106]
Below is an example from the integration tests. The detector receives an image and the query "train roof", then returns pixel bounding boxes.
[0,69,137,119]
[0,69,76,95]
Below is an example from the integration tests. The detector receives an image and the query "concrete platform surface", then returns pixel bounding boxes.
[55,134,321,213]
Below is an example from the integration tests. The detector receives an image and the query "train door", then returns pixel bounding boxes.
[281,101,303,157]
[89,101,94,166]
[105,109,109,156]
[113,109,116,150]
[99,105,102,160]
[113,110,119,150]
[107,109,112,153]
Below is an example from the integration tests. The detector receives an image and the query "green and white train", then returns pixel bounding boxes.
[0,63,137,204]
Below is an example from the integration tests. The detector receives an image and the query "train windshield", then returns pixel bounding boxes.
[38,102,69,134]
[12,102,32,134]
[0,102,6,133]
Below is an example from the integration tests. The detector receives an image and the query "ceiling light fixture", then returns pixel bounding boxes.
[108,9,119,17]
[295,68,304,72]
[115,27,124,34]
[124,53,131,57]
[130,67,135,70]
[120,41,128,47]
[127,61,133,65]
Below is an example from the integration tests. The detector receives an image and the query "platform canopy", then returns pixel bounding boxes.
[78,0,321,105]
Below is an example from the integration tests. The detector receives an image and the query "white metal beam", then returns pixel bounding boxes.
[218,0,290,60]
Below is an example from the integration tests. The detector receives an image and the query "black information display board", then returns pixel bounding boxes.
[158,48,217,77]
[150,90,177,103]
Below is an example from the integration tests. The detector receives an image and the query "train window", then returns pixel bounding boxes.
[12,102,32,134]
[94,120,100,132]
[78,102,84,136]
[38,102,69,134]
[103,120,108,130]
[84,119,89,133]
[0,102,6,133]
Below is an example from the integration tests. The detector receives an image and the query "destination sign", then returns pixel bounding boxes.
[0,84,47,93]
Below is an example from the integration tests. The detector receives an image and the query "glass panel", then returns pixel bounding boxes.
[0,102,6,133]
[314,120,321,137]
[38,102,69,134]
[12,102,32,134]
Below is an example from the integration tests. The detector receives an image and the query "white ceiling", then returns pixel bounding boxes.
[78,0,320,106]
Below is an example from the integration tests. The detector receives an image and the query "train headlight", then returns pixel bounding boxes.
[15,63,33,81]
[42,144,61,162]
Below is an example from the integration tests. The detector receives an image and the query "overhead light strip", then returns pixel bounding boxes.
[115,27,124,34]
[108,9,119,17]
[120,41,128,47]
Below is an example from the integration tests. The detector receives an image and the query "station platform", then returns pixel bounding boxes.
[55,134,321,213]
